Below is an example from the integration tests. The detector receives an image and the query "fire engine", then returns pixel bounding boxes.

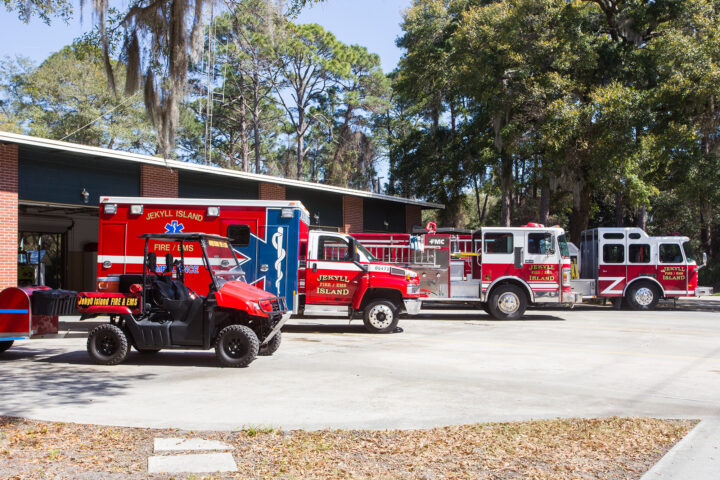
[0,232,287,367]
[96,197,423,333]
[568,227,710,309]
[353,223,577,319]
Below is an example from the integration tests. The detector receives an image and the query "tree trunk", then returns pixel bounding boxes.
[480,192,489,224]
[569,184,591,246]
[539,186,549,225]
[500,154,513,227]
[636,205,648,231]
[473,174,482,223]
[252,75,261,174]
[615,190,624,227]
[700,203,712,258]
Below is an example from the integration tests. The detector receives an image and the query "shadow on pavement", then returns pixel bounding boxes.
[283,323,383,334]
[0,351,155,417]
[41,349,230,368]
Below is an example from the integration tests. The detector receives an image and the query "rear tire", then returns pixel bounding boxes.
[363,300,399,333]
[0,340,13,354]
[259,330,282,356]
[87,324,129,365]
[626,282,660,310]
[215,325,259,367]
[487,285,527,320]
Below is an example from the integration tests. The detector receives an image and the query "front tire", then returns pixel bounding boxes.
[0,340,13,354]
[487,285,527,320]
[215,325,259,367]
[259,330,281,356]
[363,300,399,333]
[626,282,660,310]
[87,324,129,365]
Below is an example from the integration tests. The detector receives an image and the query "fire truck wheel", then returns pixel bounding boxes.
[215,325,259,367]
[259,331,282,356]
[0,340,13,353]
[87,324,129,366]
[488,285,527,320]
[626,282,660,310]
[363,300,399,333]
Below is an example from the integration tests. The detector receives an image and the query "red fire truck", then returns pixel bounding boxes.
[96,197,423,333]
[568,227,710,309]
[353,223,577,319]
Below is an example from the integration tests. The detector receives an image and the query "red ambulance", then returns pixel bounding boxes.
[96,197,423,333]
[353,223,578,319]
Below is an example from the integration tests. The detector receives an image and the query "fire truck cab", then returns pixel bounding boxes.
[353,223,577,320]
[570,227,707,309]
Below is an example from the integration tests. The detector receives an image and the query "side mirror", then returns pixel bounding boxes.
[702,252,708,268]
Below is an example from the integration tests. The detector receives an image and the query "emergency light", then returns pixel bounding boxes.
[130,205,143,215]
[207,206,220,217]
[281,208,294,219]
[103,204,117,215]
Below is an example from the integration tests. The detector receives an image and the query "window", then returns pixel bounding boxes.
[484,233,513,254]
[629,244,650,263]
[528,233,553,254]
[603,244,625,263]
[629,232,641,240]
[682,241,695,263]
[318,236,351,261]
[227,225,250,247]
[603,232,625,239]
[659,244,683,263]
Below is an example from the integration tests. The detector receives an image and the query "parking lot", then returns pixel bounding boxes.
[1,303,719,431]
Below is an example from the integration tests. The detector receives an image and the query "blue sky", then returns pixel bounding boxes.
[0,0,411,73]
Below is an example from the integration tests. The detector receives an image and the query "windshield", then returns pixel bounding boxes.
[356,241,377,262]
[204,239,247,286]
[557,234,570,258]
[682,241,696,263]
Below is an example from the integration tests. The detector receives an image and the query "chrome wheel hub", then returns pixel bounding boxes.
[635,287,654,306]
[498,292,520,314]
[368,304,394,329]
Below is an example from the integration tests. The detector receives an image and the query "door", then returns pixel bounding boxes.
[598,234,627,297]
[305,234,363,305]
[525,231,560,295]
[658,243,688,296]
[98,223,126,277]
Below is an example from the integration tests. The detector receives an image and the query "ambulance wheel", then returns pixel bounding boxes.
[627,282,660,310]
[0,340,13,353]
[215,325,259,367]
[363,300,399,333]
[259,331,282,356]
[87,324,129,365]
[488,285,527,320]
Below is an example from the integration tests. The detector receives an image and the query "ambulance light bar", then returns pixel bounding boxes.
[103,204,117,215]
[207,206,220,217]
[130,205,143,215]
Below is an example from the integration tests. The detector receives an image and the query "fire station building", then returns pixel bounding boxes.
[0,131,442,292]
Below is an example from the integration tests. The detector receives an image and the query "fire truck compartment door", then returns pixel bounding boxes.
[99,223,127,275]
[306,234,362,305]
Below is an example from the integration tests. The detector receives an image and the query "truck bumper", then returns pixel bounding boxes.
[561,291,581,304]
[403,299,422,316]
[261,312,291,346]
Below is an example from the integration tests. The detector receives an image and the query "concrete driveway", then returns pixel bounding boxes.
[1,304,719,431]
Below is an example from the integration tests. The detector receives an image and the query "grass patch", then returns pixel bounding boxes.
[0,416,694,479]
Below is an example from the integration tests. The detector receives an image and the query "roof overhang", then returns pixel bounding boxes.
[0,131,444,209]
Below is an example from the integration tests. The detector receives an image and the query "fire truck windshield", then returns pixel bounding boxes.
[204,239,247,286]
[682,241,696,262]
[557,234,570,258]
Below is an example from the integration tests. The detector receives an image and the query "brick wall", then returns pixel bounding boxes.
[405,205,422,233]
[343,195,363,233]
[258,182,286,200]
[0,143,18,290]
[141,164,178,197]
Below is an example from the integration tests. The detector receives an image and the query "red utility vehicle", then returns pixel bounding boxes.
[569,227,710,309]
[353,223,578,319]
[0,233,287,367]
[97,197,423,333]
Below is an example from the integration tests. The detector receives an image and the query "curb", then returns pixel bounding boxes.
[640,418,720,480]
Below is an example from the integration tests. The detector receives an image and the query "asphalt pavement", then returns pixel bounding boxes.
[1,303,719,476]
